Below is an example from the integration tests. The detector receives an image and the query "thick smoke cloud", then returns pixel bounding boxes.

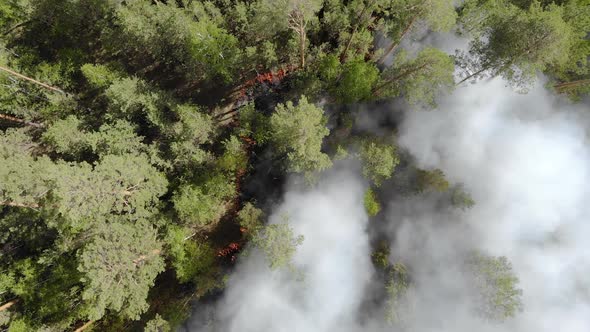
[187,78,590,332]
[186,167,375,332]
[398,78,590,332]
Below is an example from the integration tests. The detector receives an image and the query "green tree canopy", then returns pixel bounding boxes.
[375,48,455,106]
[466,252,524,321]
[270,96,332,177]
[457,1,576,90]
[358,138,400,187]
[377,0,457,64]
[172,175,236,230]
[78,220,165,320]
[251,222,304,271]
[52,154,168,232]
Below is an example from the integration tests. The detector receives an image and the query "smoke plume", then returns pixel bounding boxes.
[186,166,375,331]
[187,76,590,331]
[397,78,590,332]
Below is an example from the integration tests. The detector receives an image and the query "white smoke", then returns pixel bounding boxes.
[186,73,590,332]
[186,167,375,332]
[398,78,590,332]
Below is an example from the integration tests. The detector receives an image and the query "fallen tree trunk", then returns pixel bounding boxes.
[0,299,18,312]
[0,113,44,128]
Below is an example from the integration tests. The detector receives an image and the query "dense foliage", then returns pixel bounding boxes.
[0,0,586,330]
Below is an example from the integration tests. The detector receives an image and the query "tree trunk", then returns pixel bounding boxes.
[133,249,161,266]
[0,299,18,312]
[458,30,552,86]
[0,201,41,209]
[0,65,65,94]
[554,79,590,92]
[3,20,31,36]
[372,63,428,96]
[0,113,44,128]
[300,24,306,69]
[340,1,374,63]
[73,320,96,332]
[456,66,490,85]
[377,15,418,65]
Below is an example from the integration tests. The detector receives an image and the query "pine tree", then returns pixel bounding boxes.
[79,220,165,320]
[270,96,332,177]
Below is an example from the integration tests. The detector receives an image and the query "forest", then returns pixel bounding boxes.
[0,0,589,331]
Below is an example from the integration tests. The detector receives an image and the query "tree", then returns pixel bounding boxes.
[269,96,332,177]
[371,242,391,269]
[466,252,523,321]
[0,129,54,209]
[237,202,264,235]
[0,0,32,33]
[108,0,240,88]
[364,188,381,217]
[337,0,385,62]
[251,222,304,271]
[172,175,236,230]
[416,168,449,193]
[358,139,400,187]
[249,0,322,68]
[333,58,380,103]
[451,185,476,210]
[144,314,171,332]
[385,263,409,325]
[457,1,576,90]
[52,154,168,232]
[169,104,215,167]
[218,135,248,173]
[377,0,457,64]
[41,116,88,156]
[374,48,455,106]
[78,221,165,320]
[165,225,224,294]
[542,0,590,98]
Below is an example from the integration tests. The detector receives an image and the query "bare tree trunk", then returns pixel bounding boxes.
[554,79,590,92]
[340,1,374,63]
[456,66,489,85]
[0,299,18,312]
[73,320,96,332]
[3,20,31,36]
[0,201,41,209]
[377,15,418,65]
[0,113,44,128]
[0,65,65,94]
[372,63,428,96]
[300,24,306,69]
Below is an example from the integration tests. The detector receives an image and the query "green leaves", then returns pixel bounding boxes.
[270,96,332,177]
[79,221,164,320]
[111,0,240,86]
[237,202,264,234]
[458,0,577,89]
[467,252,524,321]
[165,225,220,288]
[144,314,171,332]
[364,188,381,217]
[377,48,455,106]
[0,129,54,209]
[172,175,235,229]
[416,168,450,193]
[358,139,399,187]
[334,59,380,103]
[52,154,167,232]
[385,263,409,325]
[251,222,304,271]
